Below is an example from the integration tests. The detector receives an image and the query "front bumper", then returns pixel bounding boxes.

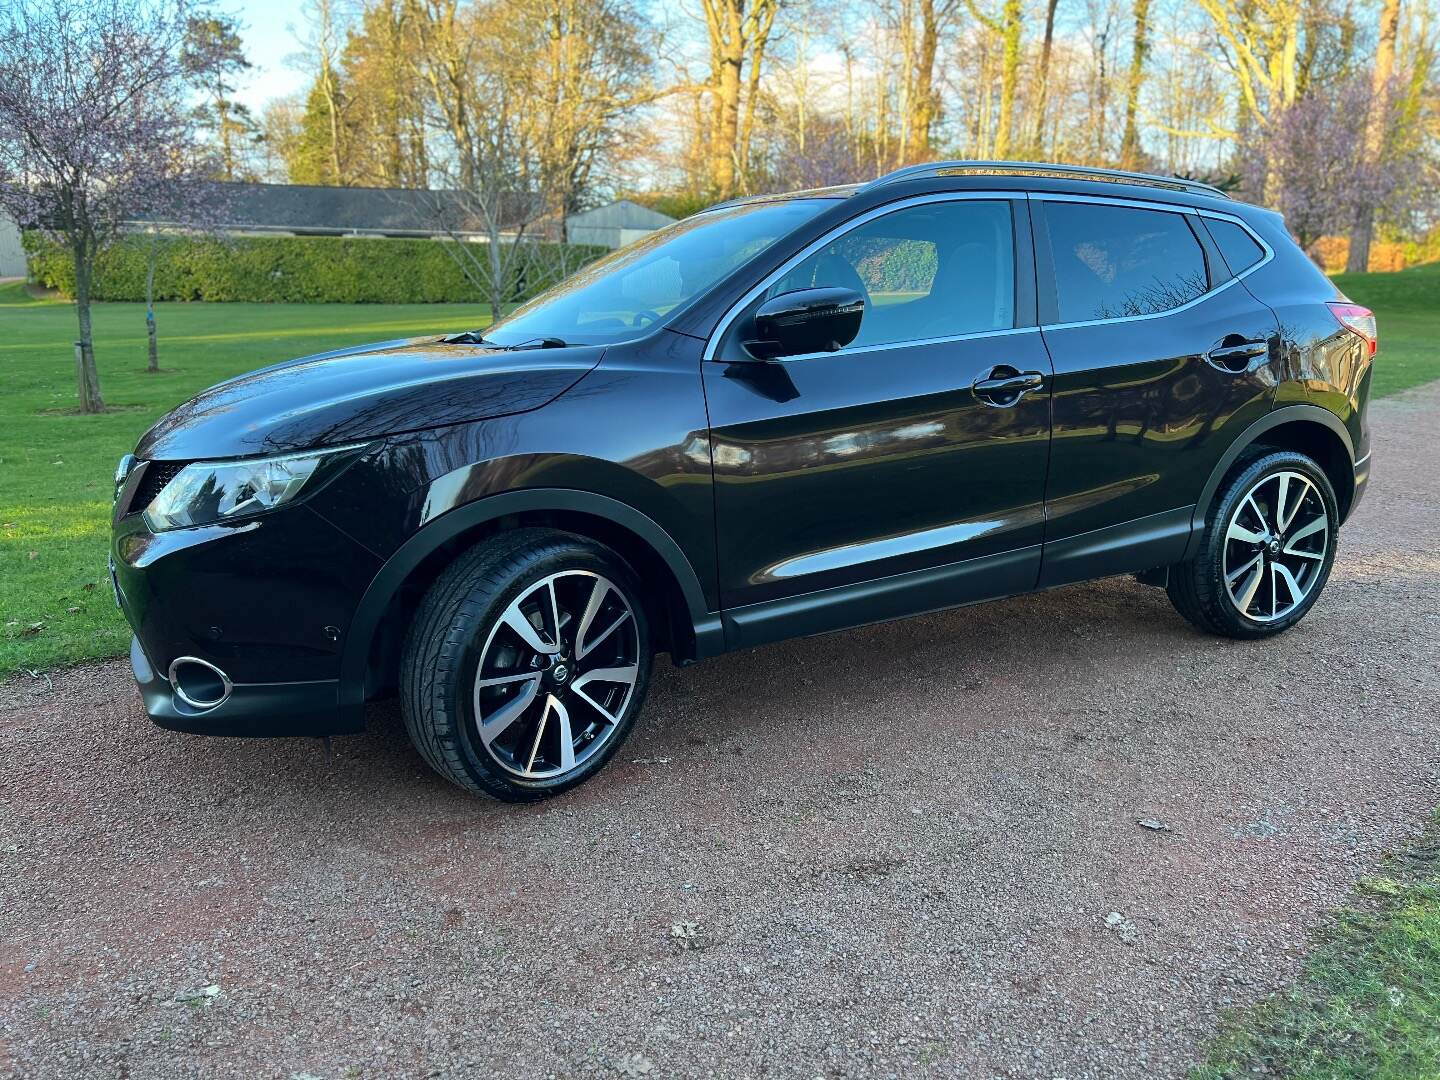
[113,499,381,738]
[130,636,347,737]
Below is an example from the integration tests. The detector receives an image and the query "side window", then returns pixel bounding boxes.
[1044,202,1209,323]
[766,200,1015,349]
[1204,218,1266,274]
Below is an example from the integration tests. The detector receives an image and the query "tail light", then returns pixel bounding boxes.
[1327,302,1377,357]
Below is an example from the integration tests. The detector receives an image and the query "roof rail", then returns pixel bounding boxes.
[861,160,1230,199]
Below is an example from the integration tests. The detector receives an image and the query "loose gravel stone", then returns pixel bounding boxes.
[2,384,1438,1079]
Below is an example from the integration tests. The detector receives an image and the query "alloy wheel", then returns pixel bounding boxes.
[472,571,640,780]
[1221,469,1330,623]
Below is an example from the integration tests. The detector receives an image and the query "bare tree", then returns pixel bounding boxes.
[1028,0,1061,156]
[1345,0,1402,271]
[1118,0,1151,167]
[514,0,654,222]
[698,0,782,196]
[964,0,1023,159]
[300,0,353,184]
[1191,0,1304,201]
[0,0,208,413]
[408,0,481,188]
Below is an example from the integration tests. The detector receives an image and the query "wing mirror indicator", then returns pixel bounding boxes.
[743,287,865,360]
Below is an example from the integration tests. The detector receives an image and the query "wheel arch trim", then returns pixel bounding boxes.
[337,488,722,721]
[1183,405,1356,560]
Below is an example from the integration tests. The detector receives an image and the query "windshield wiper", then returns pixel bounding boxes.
[442,332,572,350]
[442,330,502,346]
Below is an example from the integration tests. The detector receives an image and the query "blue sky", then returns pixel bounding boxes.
[227,0,310,111]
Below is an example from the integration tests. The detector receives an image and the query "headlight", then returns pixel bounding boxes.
[142,443,369,532]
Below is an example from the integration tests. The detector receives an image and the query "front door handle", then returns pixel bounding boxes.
[972,367,1045,406]
[1207,338,1269,372]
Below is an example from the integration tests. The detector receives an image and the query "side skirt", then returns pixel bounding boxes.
[1038,505,1197,590]
[721,546,1041,651]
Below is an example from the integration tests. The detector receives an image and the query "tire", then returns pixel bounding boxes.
[1167,450,1339,639]
[400,528,653,801]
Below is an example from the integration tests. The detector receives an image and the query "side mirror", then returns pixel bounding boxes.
[744,286,865,360]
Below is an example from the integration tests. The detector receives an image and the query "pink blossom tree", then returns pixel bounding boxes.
[0,0,213,411]
[1240,78,1429,259]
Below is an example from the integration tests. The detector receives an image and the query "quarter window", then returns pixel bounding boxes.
[1204,218,1266,274]
[765,199,1015,349]
[1044,202,1209,323]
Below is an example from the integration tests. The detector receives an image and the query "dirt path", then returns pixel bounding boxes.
[3,385,1438,1080]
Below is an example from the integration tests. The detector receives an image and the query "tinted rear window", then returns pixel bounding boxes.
[1205,218,1266,274]
[1045,203,1209,322]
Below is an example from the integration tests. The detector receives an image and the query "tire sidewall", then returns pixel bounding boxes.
[443,539,651,800]
[1203,451,1339,637]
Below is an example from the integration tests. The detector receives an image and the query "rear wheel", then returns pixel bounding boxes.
[400,528,652,800]
[1167,450,1338,639]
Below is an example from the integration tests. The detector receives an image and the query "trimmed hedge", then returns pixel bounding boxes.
[23,232,606,304]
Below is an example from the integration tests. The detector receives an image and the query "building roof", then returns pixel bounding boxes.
[565,199,676,230]
[131,181,486,237]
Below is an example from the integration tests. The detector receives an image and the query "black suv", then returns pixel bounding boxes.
[111,161,1375,800]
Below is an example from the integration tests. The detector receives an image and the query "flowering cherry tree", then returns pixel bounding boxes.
[0,0,212,412]
[1240,77,1427,260]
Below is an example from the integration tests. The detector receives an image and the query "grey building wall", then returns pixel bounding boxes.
[566,200,676,249]
[0,215,25,278]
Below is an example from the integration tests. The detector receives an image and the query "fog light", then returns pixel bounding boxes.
[167,656,233,710]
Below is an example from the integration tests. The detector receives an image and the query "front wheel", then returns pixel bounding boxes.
[400,528,653,801]
[1167,450,1339,639]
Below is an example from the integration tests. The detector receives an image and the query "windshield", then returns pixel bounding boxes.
[483,199,834,347]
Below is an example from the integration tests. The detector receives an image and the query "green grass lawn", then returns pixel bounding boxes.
[0,281,493,677]
[1,261,1438,681]
[1195,815,1440,1079]
[1332,261,1440,398]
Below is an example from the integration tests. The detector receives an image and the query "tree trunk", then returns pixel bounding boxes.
[904,0,940,163]
[1029,0,1059,157]
[1346,0,1401,273]
[737,0,777,188]
[1119,0,1150,168]
[710,3,744,197]
[322,64,344,183]
[218,87,235,181]
[993,0,1022,160]
[71,239,105,413]
[145,240,159,373]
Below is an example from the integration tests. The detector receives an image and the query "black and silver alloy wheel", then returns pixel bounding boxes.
[401,528,652,801]
[1221,470,1330,622]
[1167,449,1339,640]
[474,571,640,780]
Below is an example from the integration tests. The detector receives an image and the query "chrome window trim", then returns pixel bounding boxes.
[702,189,1277,358]
[1031,194,1275,331]
[702,190,1024,364]
[736,325,1043,366]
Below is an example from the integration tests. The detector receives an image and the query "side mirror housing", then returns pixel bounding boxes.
[744,286,865,360]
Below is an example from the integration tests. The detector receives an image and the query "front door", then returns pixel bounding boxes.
[702,195,1054,648]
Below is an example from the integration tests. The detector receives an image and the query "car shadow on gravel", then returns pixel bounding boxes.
[335,575,1198,811]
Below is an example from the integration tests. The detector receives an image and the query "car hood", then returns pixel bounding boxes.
[135,336,605,460]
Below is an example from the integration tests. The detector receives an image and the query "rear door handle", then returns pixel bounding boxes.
[972,367,1045,406]
[1207,338,1269,372]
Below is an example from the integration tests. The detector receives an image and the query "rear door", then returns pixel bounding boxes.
[1032,196,1281,586]
[703,194,1054,647]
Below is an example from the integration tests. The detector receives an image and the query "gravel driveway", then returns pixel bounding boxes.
[4,384,1439,1080]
